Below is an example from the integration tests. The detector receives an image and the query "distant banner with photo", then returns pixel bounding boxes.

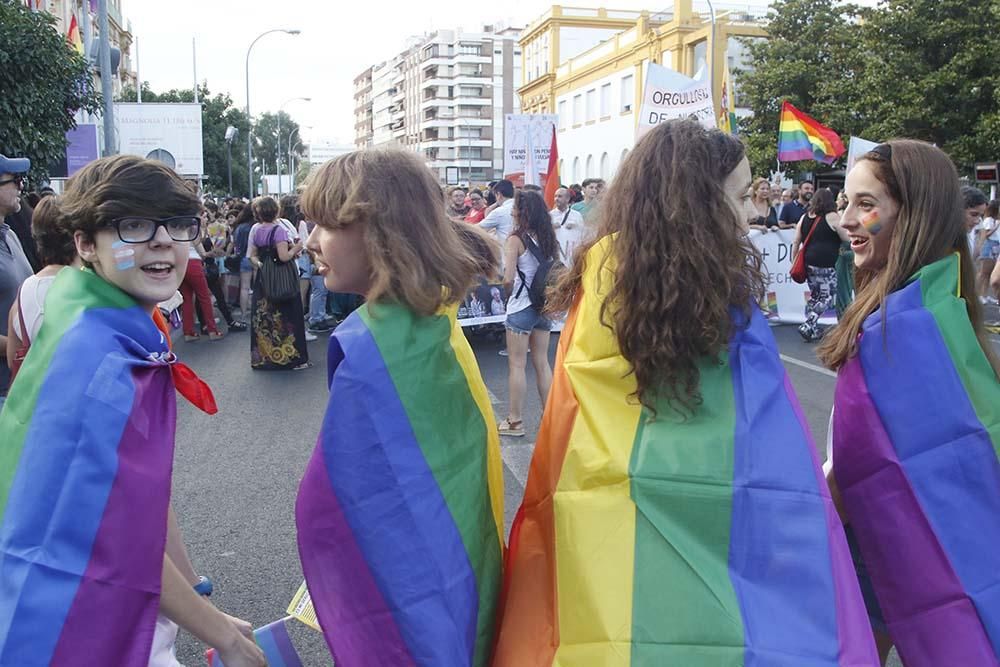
[457,278,565,331]
[750,229,838,325]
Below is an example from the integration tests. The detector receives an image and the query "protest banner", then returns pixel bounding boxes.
[637,63,716,139]
[750,229,838,325]
[504,114,558,188]
[846,136,879,172]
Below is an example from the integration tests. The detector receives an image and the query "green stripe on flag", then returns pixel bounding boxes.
[629,355,745,665]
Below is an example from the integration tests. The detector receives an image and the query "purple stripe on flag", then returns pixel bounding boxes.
[296,447,414,666]
[49,367,176,666]
[783,376,878,666]
[255,619,302,667]
[834,356,999,666]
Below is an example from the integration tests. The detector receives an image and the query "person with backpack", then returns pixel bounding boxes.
[498,189,561,438]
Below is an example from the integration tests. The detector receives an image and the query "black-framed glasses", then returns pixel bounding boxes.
[106,216,201,244]
[0,175,24,189]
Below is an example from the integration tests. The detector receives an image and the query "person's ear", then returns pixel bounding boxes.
[74,230,99,265]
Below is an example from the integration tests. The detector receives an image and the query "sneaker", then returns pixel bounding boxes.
[498,348,508,357]
[227,321,248,332]
[305,331,318,342]
[497,417,525,437]
[307,320,334,333]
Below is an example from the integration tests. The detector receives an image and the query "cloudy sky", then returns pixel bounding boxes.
[123,0,770,145]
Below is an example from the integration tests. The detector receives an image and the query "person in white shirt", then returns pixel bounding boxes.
[976,199,999,303]
[549,187,584,265]
[479,179,515,251]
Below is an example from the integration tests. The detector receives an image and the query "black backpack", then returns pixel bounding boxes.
[516,234,564,311]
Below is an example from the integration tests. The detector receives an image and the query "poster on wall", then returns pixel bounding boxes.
[114,103,204,176]
[636,63,715,140]
[504,114,558,189]
[749,229,838,325]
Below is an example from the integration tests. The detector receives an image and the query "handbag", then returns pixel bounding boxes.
[256,227,299,302]
[790,214,820,284]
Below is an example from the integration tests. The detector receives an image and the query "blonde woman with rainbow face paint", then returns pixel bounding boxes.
[820,141,1000,666]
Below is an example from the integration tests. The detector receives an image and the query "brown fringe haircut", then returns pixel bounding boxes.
[547,119,765,415]
[819,140,1000,376]
[301,150,498,317]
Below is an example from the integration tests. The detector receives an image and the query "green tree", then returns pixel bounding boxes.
[0,2,101,183]
[736,0,863,177]
[117,83,252,197]
[253,111,305,180]
[849,0,1000,175]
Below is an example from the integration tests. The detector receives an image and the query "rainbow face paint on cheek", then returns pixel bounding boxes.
[112,240,135,270]
[862,211,882,235]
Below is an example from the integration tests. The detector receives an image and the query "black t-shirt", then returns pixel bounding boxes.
[801,213,841,268]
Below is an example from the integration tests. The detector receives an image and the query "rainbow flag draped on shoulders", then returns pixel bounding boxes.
[778,101,845,164]
[833,254,1000,666]
[493,237,876,666]
[0,267,179,666]
[295,302,504,667]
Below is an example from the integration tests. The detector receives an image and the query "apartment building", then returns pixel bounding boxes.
[521,2,766,182]
[43,0,136,96]
[354,26,522,184]
[353,68,374,149]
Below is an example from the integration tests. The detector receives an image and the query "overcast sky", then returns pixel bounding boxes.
[124,0,779,145]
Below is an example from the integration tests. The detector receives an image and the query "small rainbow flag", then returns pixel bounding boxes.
[295,302,504,666]
[206,618,303,667]
[67,14,83,55]
[778,101,845,164]
[0,268,180,665]
[834,254,1000,665]
[492,237,877,665]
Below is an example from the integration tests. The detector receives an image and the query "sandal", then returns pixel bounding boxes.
[208,331,226,341]
[293,361,314,371]
[184,334,201,342]
[497,417,525,437]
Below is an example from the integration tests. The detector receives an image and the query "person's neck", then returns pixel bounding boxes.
[557,203,568,212]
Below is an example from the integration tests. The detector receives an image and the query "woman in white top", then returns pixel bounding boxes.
[976,199,999,302]
[498,189,559,437]
[6,197,82,375]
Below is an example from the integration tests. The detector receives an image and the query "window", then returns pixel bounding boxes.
[558,100,568,129]
[586,89,596,122]
[600,152,609,179]
[621,75,634,113]
[600,83,611,117]
[572,157,580,183]
[573,94,583,125]
[585,155,593,177]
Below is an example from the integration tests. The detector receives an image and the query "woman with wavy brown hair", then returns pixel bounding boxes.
[492,119,876,666]
[819,140,1000,665]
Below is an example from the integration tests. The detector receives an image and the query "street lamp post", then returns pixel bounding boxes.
[285,126,306,192]
[246,28,300,199]
[224,126,238,196]
[277,97,310,195]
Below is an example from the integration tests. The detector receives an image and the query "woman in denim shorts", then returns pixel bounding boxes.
[497,190,559,437]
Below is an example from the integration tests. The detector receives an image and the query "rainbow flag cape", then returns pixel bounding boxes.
[295,302,504,666]
[833,254,1000,666]
[206,618,303,667]
[0,268,179,665]
[493,238,877,666]
[778,101,845,164]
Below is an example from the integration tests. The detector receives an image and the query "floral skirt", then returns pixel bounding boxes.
[251,292,308,370]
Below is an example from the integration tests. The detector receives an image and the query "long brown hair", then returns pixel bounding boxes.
[301,150,498,317]
[512,189,558,260]
[548,119,765,414]
[818,140,1000,375]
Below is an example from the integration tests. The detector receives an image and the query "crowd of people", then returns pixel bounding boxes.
[0,116,999,667]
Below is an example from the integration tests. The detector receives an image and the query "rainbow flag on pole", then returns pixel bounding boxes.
[66,14,83,55]
[834,254,1000,666]
[492,237,877,666]
[778,101,845,164]
[296,302,504,666]
[0,268,179,665]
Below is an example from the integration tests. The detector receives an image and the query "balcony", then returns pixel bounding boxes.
[420,97,456,111]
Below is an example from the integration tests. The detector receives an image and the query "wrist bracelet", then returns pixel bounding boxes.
[193,575,213,596]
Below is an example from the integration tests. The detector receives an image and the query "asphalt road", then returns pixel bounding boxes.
[172,315,1000,666]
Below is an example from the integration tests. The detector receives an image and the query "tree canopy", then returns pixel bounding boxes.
[0,2,101,183]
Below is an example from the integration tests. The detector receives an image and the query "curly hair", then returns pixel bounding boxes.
[547,119,765,415]
[300,149,498,316]
[31,196,77,266]
[512,189,558,261]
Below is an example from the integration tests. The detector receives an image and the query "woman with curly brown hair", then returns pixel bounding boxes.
[492,119,876,666]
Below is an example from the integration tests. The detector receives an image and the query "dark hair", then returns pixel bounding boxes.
[494,179,515,199]
[468,189,484,199]
[57,155,200,239]
[799,179,813,188]
[278,194,302,223]
[203,200,219,214]
[549,119,763,415]
[512,190,558,261]
[521,184,542,193]
[252,196,279,223]
[809,188,837,216]
[962,185,988,209]
[233,202,254,228]
[580,178,597,188]
[32,196,76,266]
[25,192,40,209]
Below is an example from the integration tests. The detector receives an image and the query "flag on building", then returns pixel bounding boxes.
[206,618,304,667]
[67,14,84,54]
[777,101,845,164]
[718,61,738,135]
[543,124,560,208]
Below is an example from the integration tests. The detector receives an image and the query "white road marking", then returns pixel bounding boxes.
[487,387,501,405]
[501,442,535,487]
[780,354,837,378]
